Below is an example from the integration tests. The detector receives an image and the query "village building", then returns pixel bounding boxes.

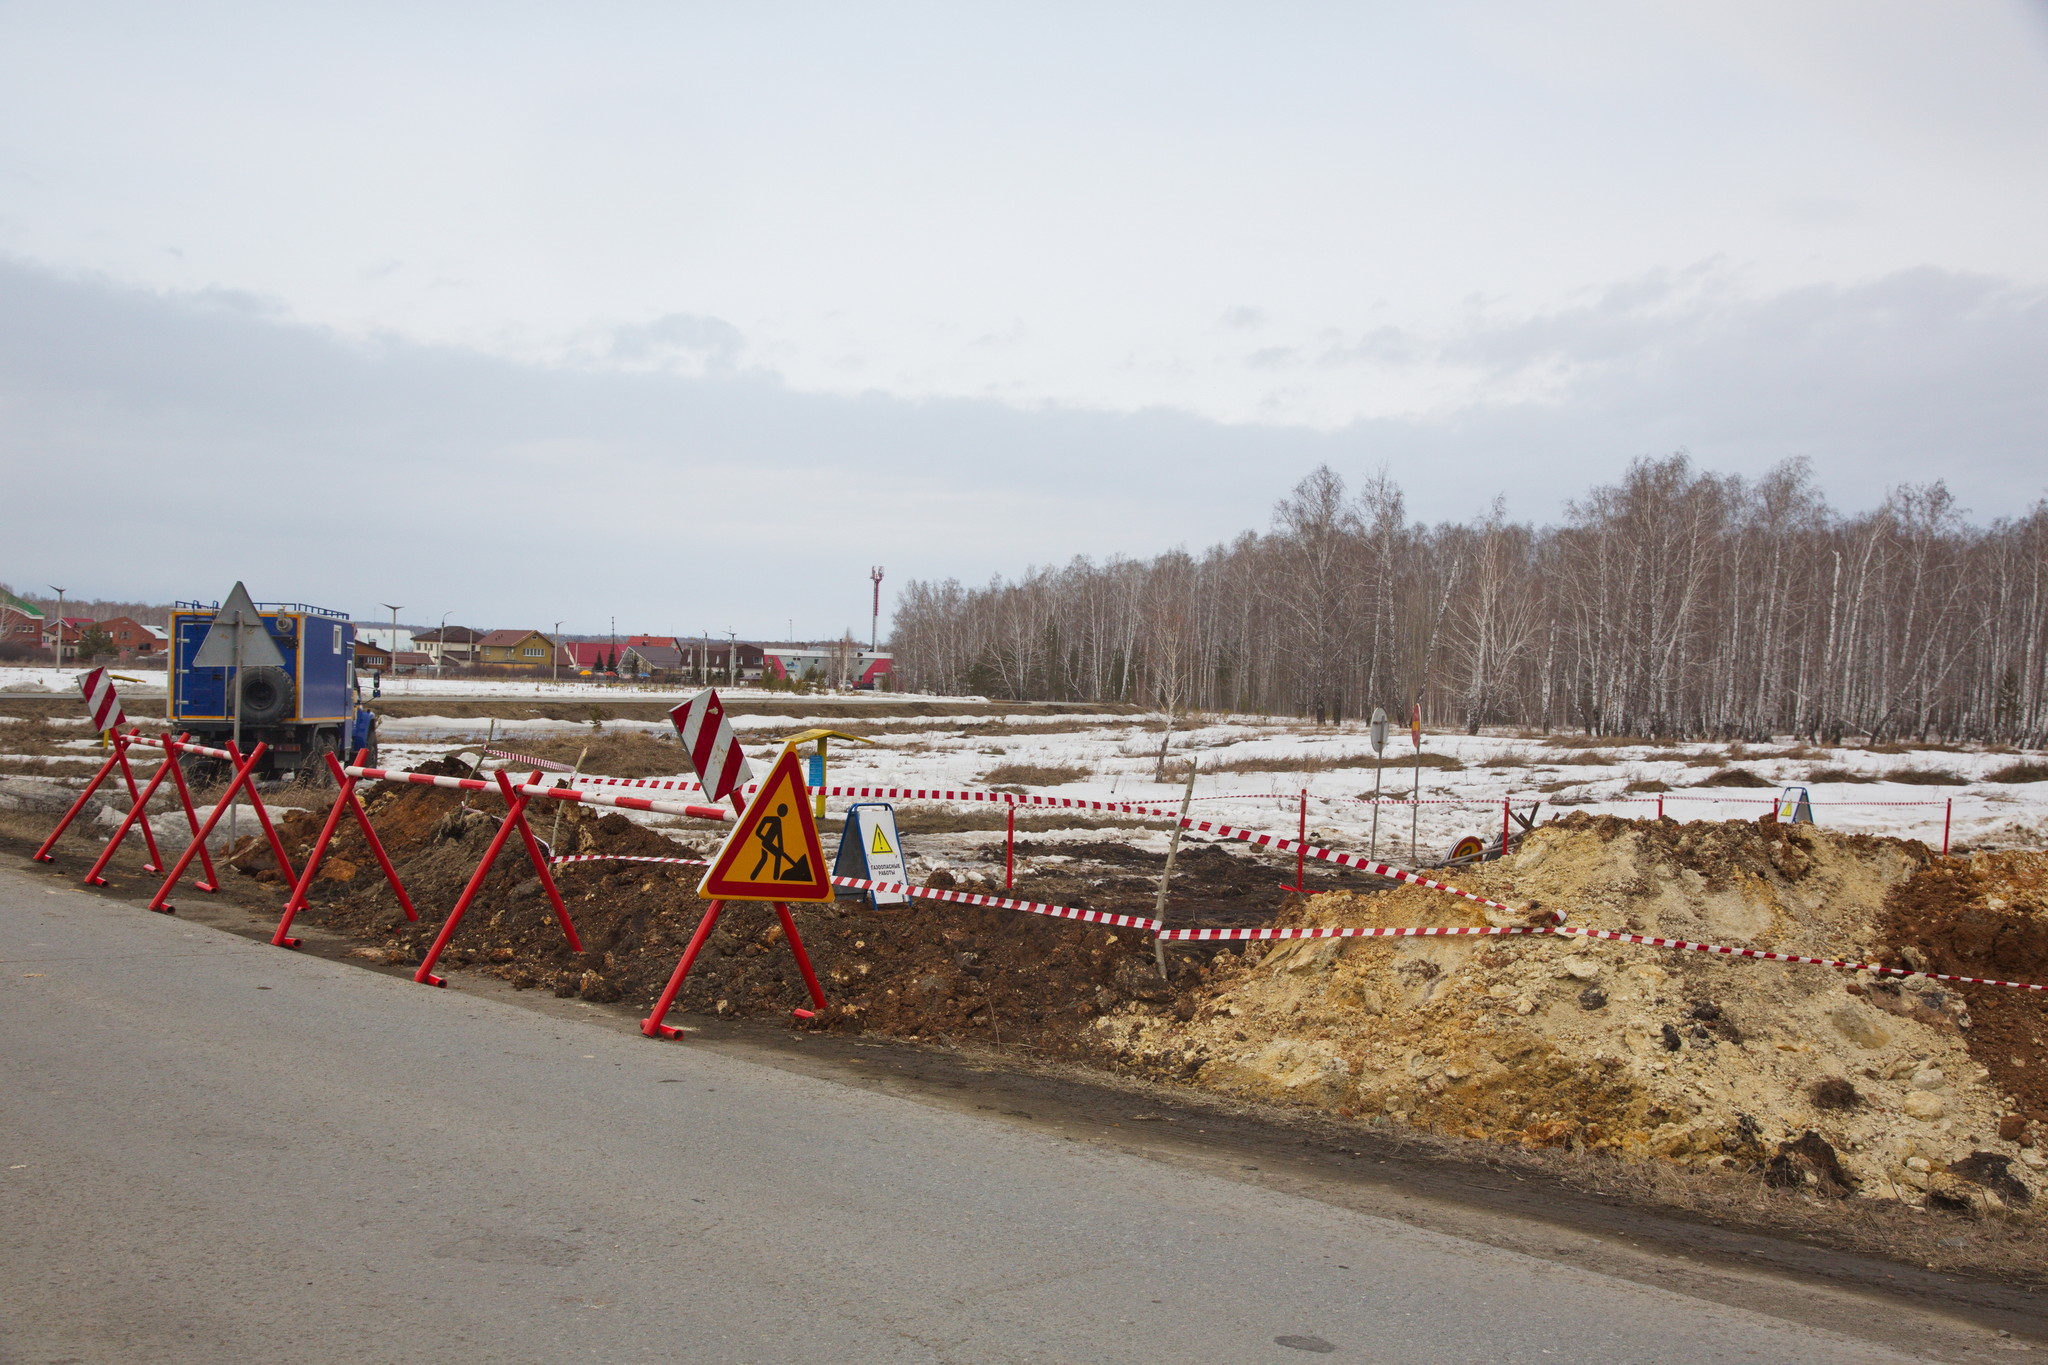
[476,629,556,669]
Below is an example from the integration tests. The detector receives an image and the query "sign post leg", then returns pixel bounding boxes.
[641,900,727,1038]
[773,902,828,1011]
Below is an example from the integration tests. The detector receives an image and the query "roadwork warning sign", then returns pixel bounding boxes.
[832,802,909,908]
[697,748,832,901]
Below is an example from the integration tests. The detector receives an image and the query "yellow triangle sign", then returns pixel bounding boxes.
[697,748,832,902]
[870,826,893,855]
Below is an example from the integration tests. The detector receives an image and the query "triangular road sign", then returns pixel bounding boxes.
[698,748,832,902]
[870,825,893,855]
[193,582,287,669]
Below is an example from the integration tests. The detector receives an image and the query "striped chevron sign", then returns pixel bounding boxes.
[670,688,753,805]
[80,668,125,735]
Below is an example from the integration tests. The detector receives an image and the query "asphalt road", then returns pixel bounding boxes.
[0,864,1995,1364]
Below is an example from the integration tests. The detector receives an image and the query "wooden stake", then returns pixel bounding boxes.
[548,744,589,852]
[1151,758,1198,979]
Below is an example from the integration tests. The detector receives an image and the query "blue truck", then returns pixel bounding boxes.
[167,598,377,779]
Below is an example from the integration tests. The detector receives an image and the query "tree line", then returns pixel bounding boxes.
[890,456,2048,745]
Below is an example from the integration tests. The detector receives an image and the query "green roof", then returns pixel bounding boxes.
[0,590,45,620]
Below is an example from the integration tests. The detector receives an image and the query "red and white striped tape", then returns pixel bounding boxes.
[671,689,751,804]
[1168,813,1549,921]
[1158,923,1556,942]
[483,747,578,773]
[80,668,125,735]
[342,765,730,822]
[549,852,1164,931]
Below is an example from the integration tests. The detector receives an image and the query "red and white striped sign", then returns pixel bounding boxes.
[670,688,752,804]
[80,668,125,734]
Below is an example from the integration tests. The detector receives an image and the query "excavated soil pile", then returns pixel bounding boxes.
[1093,814,2048,1212]
[234,765,1196,1054]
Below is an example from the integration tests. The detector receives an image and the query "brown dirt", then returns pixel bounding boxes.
[1882,852,2048,1134]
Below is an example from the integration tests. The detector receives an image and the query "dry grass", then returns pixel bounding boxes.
[1166,751,1463,779]
[1888,767,1968,786]
[1543,733,1683,749]
[981,761,1093,788]
[1697,767,1774,788]
[1987,760,2048,784]
[1553,750,1623,767]
[1805,766,1879,784]
[1624,779,1670,793]
[472,731,690,778]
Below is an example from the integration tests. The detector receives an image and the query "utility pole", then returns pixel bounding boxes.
[380,603,402,680]
[553,620,564,684]
[48,586,65,670]
[870,566,884,651]
[726,630,738,686]
[436,611,451,678]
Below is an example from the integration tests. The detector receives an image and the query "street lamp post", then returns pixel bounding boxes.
[379,602,402,680]
[49,586,65,671]
[553,620,564,684]
[436,611,451,678]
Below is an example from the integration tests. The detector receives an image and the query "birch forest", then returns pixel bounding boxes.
[892,456,2048,744]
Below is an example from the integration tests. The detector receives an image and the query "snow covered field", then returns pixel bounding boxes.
[6,662,2042,858]
[377,712,2048,858]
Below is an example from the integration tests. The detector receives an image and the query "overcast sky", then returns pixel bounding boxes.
[3,2,2045,636]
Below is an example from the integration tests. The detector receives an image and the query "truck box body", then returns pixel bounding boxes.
[168,600,362,773]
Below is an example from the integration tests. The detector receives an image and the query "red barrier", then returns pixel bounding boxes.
[30,729,164,870]
[82,733,211,887]
[272,751,418,948]
[146,741,293,912]
[411,770,581,987]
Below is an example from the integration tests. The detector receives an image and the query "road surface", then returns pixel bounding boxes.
[0,863,2009,1363]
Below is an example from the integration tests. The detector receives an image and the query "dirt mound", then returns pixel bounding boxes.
[1093,816,2048,1210]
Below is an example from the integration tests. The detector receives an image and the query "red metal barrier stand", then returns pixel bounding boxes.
[146,742,270,913]
[410,770,580,987]
[271,750,417,947]
[81,733,195,886]
[1279,789,1310,893]
[209,740,296,893]
[32,729,161,866]
[342,758,418,924]
[156,735,221,890]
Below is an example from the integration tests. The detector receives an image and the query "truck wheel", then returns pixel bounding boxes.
[237,667,295,726]
[295,729,339,787]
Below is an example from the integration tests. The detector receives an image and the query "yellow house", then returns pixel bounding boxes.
[476,629,556,670]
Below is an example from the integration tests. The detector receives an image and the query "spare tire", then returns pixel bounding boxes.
[237,666,294,725]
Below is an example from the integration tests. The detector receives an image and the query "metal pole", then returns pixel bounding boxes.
[1410,748,1421,865]
[229,615,244,851]
[1942,798,1953,856]
[1369,761,1383,860]
[1151,759,1198,979]
[1501,797,1511,856]
[49,587,65,671]
[1005,800,1016,891]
